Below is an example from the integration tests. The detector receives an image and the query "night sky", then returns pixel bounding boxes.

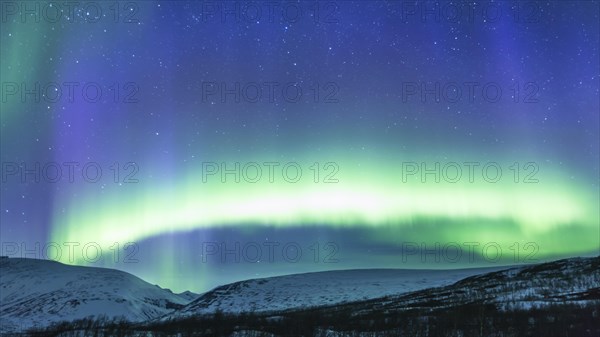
[1,1,599,292]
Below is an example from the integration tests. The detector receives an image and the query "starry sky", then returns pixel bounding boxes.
[1,1,599,292]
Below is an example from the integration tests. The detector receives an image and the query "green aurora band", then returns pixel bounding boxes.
[49,156,599,267]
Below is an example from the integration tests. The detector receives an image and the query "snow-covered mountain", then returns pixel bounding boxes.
[165,266,505,319]
[3,256,597,336]
[154,257,600,337]
[323,256,600,314]
[0,258,195,333]
[274,256,600,336]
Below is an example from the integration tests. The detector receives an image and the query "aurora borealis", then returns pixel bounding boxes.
[1,1,599,292]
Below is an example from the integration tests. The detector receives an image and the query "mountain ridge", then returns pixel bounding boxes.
[1,256,598,336]
[0,258,196,332]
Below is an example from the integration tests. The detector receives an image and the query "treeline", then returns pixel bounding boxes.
[15,301,600,337]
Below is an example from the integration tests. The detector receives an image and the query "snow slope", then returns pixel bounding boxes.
[323,256,600,316]
[0,258,194,333]
[167,266,506,319]
[2,256,596,336]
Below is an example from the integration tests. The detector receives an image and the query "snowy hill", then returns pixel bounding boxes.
[366,256,600,313]
[150,257,600,337]
[166,266,505,319]
[276,256,600,336]
[0,258,194,333]
[2,257,597,336]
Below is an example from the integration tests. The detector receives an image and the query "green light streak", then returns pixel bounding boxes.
[49,156,599,265]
